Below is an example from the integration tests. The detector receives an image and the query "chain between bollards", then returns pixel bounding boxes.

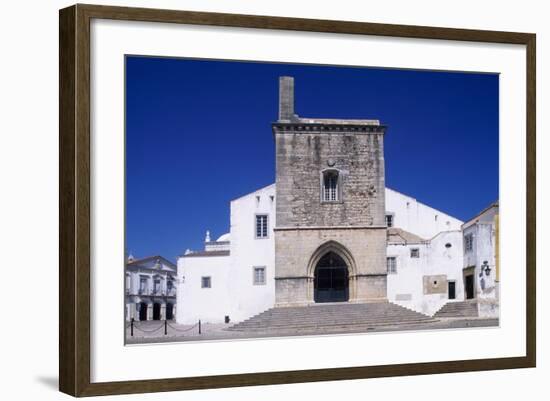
[129,318,201,337]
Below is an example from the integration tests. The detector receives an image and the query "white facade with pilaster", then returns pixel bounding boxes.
[125,256,177,321]
[461,202,499,317]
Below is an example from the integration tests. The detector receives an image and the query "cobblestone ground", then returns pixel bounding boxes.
[125,318,499,345]
[125,320,228,340]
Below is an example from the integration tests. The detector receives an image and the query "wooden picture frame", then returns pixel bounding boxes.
[59,3,536,397]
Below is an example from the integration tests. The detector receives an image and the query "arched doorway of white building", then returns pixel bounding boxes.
[314,252,349,303]
[166,303,174,320]
[153,303,162,320]
[138,302,148,321]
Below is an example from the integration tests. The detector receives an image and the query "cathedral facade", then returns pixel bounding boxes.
[176,76,473,325]
[273,77,388,306]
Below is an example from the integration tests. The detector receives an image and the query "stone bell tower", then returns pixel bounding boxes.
[272,76,388,307]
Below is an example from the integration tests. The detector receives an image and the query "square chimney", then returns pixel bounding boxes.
[278,76,295,122]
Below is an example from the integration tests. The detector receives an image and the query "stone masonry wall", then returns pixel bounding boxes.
[274,227,387,305]
[274,130,386,228]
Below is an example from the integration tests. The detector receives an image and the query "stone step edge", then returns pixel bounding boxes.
[228,317,436,330]
[227,318,439,332]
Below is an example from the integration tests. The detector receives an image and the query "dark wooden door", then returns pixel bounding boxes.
[314,266,349,303]
[448,281,456,299]
[314,252,349,303]
[465,275,475,299]
[153,303,161,320]
[166,303,174,320]
[139,303,148,321]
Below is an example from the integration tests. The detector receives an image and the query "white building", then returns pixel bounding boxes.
[461,202,499,317]
[385,188,463,238]
[176,186,468,323]
[178,184,276,324]
[175,77,498,325]
[385,188,465,315]
[125,255,177,321]
[386,229,464,315]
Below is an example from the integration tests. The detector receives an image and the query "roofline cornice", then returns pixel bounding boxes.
[126,255,176,268]
[272,122,387,134]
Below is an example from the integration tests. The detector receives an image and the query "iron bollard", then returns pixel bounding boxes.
[131,318,134,337]
[164,320,168,335]
[198,319,201,335]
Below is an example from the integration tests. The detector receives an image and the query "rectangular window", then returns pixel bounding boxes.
[386,257,397,274]
[139,276,148,294]
[465,233,474,252]
[201,276,211,288]
[154,278,161,294]
[255,214,268,238]
[410,248,420,258]
[253,266,266,285]
[385,214,394,227]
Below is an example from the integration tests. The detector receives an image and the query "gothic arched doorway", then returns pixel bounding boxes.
[314,251,349,303]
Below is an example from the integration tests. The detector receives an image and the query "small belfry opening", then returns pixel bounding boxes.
[314,252,349,303]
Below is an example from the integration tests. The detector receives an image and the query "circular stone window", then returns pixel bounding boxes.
[445,243,452,248]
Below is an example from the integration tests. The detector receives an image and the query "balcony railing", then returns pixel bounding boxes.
[127,288,176,297]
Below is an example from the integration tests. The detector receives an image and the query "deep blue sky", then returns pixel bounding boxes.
[126,56,499,262]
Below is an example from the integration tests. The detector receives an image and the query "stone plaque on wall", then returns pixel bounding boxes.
[423,275,448,294]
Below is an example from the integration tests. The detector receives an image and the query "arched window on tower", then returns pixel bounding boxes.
[322,169,340,202]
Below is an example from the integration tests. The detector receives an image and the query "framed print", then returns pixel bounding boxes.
[59,3,536,397]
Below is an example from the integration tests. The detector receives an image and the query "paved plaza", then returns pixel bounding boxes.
[125,317,499,345]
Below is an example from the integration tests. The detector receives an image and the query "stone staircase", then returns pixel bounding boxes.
[433,301,479,318]
[226,302,436,334]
